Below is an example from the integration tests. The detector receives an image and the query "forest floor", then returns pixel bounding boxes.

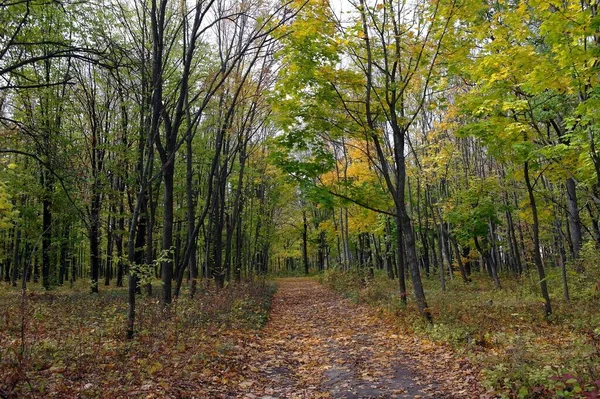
[235,277,484,399]
[1,277,484,398]
[321,270,600,398]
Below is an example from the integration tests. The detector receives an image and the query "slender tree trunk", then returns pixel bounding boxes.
[59,225,68,285]
[505,203,523,274]
[384,218,395,279]
[431,204,446,291]
[115,227,124,287]
[224,140,246,285]
[489,219,502,275]
[554,220,570,301]
[442,223,454,281]
[234,208,244,282]
[90,190,101,293]
[474,236,501,289]
[105,216,114,286]
[394,216,408,304]
[303,210,309,275]
[401,209,430,320]
[373,234,384,271]
[586,203,600,247]
[116,188,125,287]
[11,227,20,287]
[437,227,446,292]
[524,161,552,317]
[42,170,52,290]
[451,237,470,283]
[161,161,175,303]
[185,137,198,297]
[566,178,582,259]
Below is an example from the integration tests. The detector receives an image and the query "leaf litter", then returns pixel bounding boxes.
[1,279,485,398]
[235,278,485,398]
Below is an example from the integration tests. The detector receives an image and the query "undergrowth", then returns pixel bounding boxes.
[0,279,276,397]
[319,267,600,398]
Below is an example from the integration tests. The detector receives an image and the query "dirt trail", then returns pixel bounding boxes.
[235,278,482,399]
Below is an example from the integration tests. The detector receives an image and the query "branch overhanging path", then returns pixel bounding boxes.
[233,278,482,398]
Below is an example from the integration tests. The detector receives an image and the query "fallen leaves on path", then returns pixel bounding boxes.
[233,278,485,398]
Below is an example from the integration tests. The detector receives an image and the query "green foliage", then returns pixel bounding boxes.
[443,178,501,245]
[0,180,15,230]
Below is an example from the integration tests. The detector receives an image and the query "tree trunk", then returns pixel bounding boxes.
[384,218,395,280]
[90,189,101,294]
[59,225,68,285]
[394,216,408,304]
[566,178,582,259]
[116,190,125,288]
[303,210,309,275]
[505,200,523,275]
[437,228,446,292]
[451,237,470,283]
[42,170,52,290]
[11,227,20,287]
[401,209,430,321]
[105,217,114,286]
[186,136,198,297]
[474,236,501,289]
[234,207,244,282]
[524,161,552,317]
[554,220,570,301]
[161,161,175,303]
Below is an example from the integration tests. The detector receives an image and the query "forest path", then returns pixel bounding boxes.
[237,278,481,399]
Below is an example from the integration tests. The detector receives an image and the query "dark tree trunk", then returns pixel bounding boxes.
[70,253,76,286]
[161,161,175,302]
[436,227,446,292]
[395,216,408,304]
[474,236,501,289]
[357,0,428,319]
[363,233,374,278]
[11,227,20,287]
[185,136,198,297]
[451,237,470,283]
[586,203,600,247]
[442,223,453,280]
[524,161,552,317]
[504,197,523,274]
[554,220,570,301]
[42,170,52,290]
[373,234,384,271]
[384,219,395,280]
[59,225,68,286]
[90,189,101,293]
[105,217,114,286]
[116,190,125,287]
[224,139,247,285]
[566,178,582,259]
[303,210,309,275]
[234,208,244,282]
[401,209,430,320]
